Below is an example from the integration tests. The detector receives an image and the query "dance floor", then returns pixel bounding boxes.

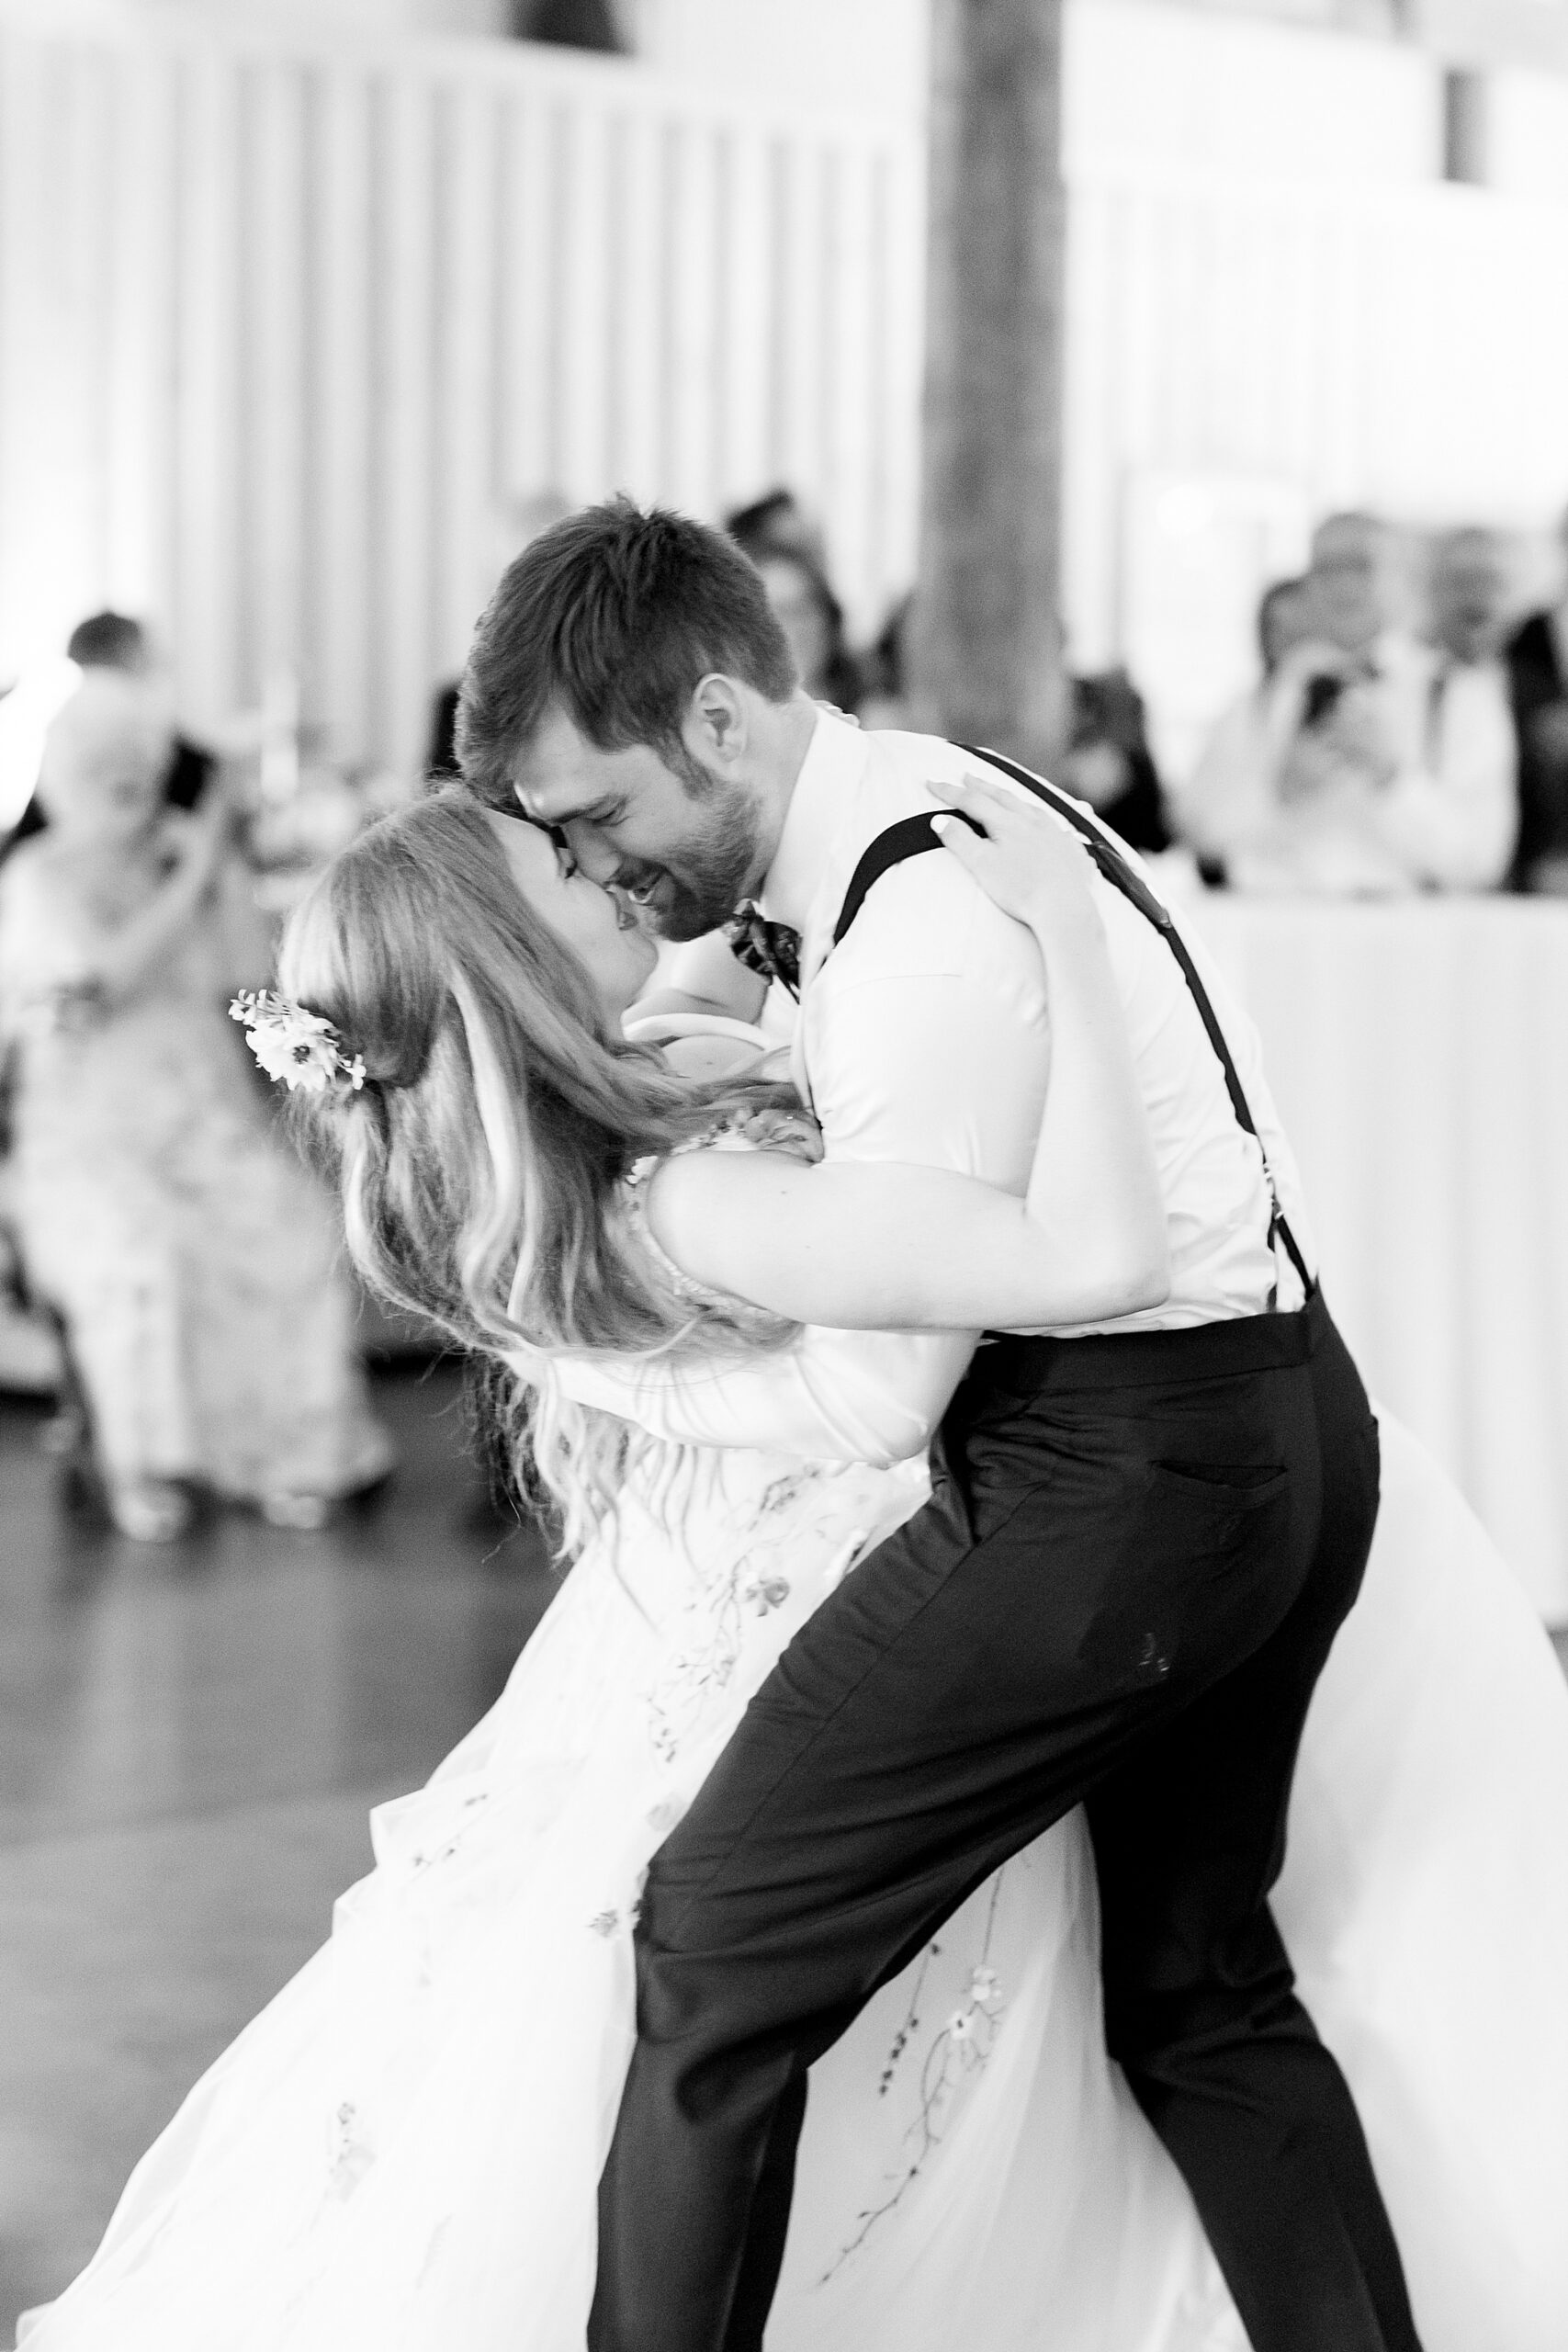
[1,1368,1564,2337]
[0,1363,555,2335]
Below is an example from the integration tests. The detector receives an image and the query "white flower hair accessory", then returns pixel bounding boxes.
[230,988,367,1097]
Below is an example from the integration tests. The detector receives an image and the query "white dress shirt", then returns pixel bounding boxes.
[558,713,1315,1464]
[1179,633,1517,895]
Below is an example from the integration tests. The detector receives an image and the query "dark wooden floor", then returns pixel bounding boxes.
[0,1363,557,2335]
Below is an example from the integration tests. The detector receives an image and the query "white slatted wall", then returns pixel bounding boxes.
[3,12,1568,775]
[1063,164,1568,675]
[0,18,924,771]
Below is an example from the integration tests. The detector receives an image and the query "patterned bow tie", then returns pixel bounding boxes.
[723,905,802,999]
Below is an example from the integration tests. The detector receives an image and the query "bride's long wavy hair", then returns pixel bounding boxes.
[278,792,803,1555]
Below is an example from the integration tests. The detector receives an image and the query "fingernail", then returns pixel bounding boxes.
[931,813,957,836]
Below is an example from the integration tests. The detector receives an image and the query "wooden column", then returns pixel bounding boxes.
[910,0,1069,771]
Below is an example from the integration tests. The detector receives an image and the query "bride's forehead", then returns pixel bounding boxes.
[483,807,555,883]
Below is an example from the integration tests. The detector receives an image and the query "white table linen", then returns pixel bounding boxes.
[1173,884,1568,1624]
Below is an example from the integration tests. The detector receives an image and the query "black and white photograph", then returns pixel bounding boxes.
[1,0,1566,2346]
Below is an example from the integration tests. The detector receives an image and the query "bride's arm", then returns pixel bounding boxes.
[646,778,1168,1332]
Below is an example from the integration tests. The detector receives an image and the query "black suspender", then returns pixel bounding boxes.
[829,744,1313,1300]
[830,813,966,951]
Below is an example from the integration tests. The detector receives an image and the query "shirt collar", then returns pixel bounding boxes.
[759,708,871,933]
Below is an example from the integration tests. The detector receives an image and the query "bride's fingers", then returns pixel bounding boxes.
[927,771,1014,812]
[933,800,1097,896]
[930,773,1080,845]
[931,811,990,873]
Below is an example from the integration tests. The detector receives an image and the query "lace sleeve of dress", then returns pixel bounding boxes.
[616,1012,817,1320]
[621,1120,814,1329]
[622,1142,736,1313]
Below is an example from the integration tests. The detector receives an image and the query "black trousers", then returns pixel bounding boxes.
[589,1291,1422,2352]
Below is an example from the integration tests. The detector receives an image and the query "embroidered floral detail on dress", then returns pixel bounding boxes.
[327,2098,376,2199]
[825,1875,1010,2279]
[943,1963,1004,2050]
[635,1455,893,1767]
[408,1840,462,1874]
[753,1470,817,1519]
[643,1493,819,1762]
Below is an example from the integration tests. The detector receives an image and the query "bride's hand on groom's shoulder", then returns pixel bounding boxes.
[929,772,1100,931]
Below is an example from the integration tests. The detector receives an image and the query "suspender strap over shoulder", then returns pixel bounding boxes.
[829,813,967,952]
[828,743,1312,1299]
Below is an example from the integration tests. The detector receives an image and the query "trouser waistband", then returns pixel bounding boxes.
[973,1283,1328,1396]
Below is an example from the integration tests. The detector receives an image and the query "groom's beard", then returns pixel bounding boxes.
[616,775,767,943]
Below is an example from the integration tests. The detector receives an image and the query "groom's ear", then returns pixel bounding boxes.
[686,673,748,766]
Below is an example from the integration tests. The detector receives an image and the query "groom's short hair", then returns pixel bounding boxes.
[457,499,797,804]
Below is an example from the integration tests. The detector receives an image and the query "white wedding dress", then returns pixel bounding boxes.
[17,1080,1568,2350]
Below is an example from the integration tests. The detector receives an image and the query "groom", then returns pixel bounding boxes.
[457,502,1420,2352]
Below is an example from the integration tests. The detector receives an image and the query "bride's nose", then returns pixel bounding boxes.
[564,825,619,888]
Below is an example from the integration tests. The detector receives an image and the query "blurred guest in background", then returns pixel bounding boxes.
[858,589,915,730]
[513,0,623,48]
[67,611,218,809]
[0,671,389,1540]
[1059,662,1170,854]
[1176,514,1514,893]
[1257,573,1316,673]
[1175,576,1314,876]
[722,490,862,714]
[1429,525,1512,666]
[428,491,574,782]
[856,595,1167,849]
[723,485,828,572]
[0,611,217,861]
[749,543,862,714]
[1504,504,1568,894]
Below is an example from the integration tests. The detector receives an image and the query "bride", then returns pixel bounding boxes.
[18,786,1568,2351]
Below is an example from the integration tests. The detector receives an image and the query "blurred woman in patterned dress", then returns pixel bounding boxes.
[0,670,390,1541]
